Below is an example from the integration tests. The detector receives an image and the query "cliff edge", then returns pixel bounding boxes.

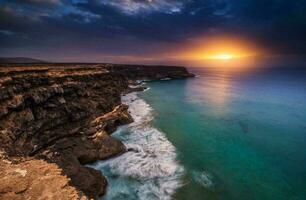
[0,63,194,199]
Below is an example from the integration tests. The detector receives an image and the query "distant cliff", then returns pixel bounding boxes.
[104,64,195,80]
[0,63,194,199]
[0,57,47,64]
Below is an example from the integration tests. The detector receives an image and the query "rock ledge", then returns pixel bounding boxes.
[0,63,194,199]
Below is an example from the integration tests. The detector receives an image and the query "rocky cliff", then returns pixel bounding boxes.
[0,63,194,199]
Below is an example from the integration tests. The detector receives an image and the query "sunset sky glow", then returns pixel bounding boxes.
[0,0,305,64]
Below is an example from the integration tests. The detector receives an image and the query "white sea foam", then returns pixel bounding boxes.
[192,170,214,188]
[143,87,151,92]
[161,78,172,81]
[90,92,184,200]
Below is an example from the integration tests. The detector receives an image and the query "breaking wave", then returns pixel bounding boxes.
[89,92,184,200]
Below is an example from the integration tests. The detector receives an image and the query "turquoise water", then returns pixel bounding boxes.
[139,67,306,200]
[90,66,306,200]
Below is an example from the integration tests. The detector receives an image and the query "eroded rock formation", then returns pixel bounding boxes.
[0,63,194,199]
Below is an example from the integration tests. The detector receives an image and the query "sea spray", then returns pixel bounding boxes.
[88,92,184,200]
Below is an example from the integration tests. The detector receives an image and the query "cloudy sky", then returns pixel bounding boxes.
[0,0,306,63]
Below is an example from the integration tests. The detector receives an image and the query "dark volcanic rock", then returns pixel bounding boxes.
[0,63,194,199]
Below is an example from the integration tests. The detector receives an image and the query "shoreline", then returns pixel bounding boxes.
[0,63,194,200]
[89,90,184,200]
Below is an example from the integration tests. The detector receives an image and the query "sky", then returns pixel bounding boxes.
[0,0,306,63]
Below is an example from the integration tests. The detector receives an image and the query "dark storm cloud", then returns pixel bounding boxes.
[97,0,188,15]
[12,0,61,6]
[0,0,306,61]
[222,0,306,54]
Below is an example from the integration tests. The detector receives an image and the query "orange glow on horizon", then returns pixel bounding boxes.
[93,36,265,70]
[170,36,263,70]
[179,37,257,59]
[206,53,234,60]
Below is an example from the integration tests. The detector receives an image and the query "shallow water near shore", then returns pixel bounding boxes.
[89,92,184,200]
[90,66,306,200]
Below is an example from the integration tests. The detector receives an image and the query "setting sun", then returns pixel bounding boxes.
[170,36,263,70]
[206,53,234,60]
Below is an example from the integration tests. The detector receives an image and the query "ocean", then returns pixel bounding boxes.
[89,65,306,200]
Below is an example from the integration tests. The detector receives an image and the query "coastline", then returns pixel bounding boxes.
[89,90,184,200]
[0,64,194,200]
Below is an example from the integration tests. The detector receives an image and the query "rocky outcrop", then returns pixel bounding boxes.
[0,63,194,199]
[0,156,88,200]
[104,64,195,80]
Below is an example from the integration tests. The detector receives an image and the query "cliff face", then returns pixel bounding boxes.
[0,64,194,199]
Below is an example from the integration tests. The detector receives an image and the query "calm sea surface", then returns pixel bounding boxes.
[90,65,306,200]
